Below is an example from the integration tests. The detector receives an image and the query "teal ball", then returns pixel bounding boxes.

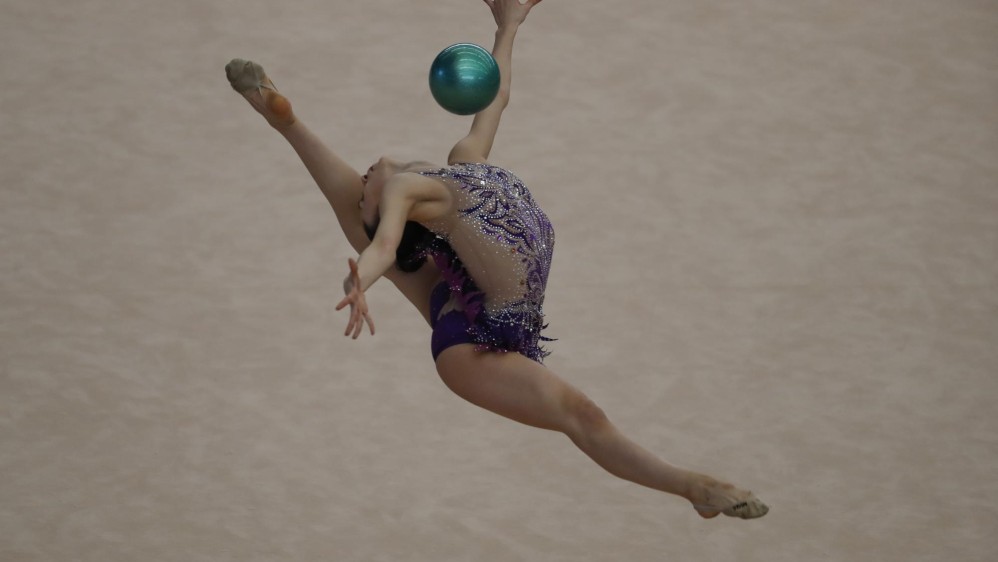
[429,43,501,116]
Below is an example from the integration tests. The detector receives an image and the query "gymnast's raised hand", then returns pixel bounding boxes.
[484,0,543,28]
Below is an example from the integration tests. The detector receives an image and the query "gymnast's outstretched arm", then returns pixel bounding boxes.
[336,173,450,337]
[448,0,543,165]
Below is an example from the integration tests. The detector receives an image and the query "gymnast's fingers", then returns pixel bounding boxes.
[347,304,358,338]
[364,312,376,335]
[352,308,364,339]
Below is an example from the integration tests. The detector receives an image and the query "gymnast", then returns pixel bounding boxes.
[225,0,767,519]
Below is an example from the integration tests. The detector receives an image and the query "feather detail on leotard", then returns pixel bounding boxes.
[429,241,553,363]
[419,163,555,363]
[429,242,484,325]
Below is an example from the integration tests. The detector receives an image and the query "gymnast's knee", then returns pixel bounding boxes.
[561,391,610,437]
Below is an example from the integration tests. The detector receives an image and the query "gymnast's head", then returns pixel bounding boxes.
[359,156,400,227]
[359,157,436,229]
[359,157,439,272]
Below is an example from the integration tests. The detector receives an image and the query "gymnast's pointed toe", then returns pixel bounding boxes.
[225,58,267,93]
[690,475,770,521]
[224,58,294,127]
[722,495,769,519]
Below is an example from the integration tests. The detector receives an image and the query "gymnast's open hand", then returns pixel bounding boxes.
[484,0,542,29]
[336,258,375,339]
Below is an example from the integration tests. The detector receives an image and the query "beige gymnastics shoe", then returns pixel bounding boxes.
[225,58,295,128]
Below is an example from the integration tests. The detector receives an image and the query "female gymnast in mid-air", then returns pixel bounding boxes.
[225,0,767,519]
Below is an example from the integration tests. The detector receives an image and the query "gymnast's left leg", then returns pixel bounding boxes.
[434,344,768,519]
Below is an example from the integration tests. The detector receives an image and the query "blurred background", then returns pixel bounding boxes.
[2,1,996,560]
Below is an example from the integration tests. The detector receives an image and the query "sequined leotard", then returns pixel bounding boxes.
[418,162,555,363]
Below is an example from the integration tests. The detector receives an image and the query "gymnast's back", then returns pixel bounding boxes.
[417,162,555,315]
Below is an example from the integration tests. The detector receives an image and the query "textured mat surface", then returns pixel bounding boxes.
[2,1,996,560]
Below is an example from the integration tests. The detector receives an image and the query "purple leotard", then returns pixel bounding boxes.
[419,163,555,363]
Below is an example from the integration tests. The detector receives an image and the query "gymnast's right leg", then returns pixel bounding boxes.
[434,345,769,520]
[225,59,370,252]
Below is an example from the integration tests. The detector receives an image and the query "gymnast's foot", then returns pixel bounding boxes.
[687,472,769,520]
[225,58,295,129]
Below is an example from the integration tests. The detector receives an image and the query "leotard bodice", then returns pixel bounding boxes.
[418,162,555,361]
